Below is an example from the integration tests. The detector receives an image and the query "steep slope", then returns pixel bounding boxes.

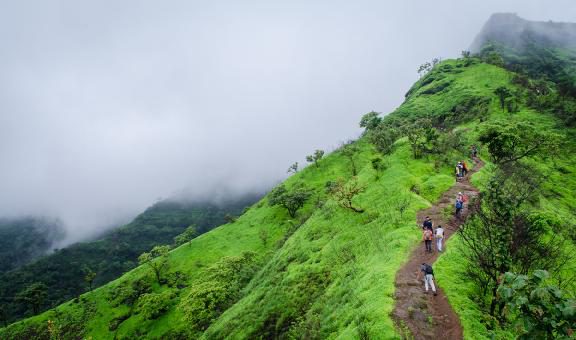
[0,195,258,325]
[2,47,576,339]
[0,59,496,339]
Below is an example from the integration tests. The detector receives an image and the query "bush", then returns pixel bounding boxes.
[135,290,176,320]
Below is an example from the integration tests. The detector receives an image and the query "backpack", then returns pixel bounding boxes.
[455,200,463,209]
[424,264,434,275]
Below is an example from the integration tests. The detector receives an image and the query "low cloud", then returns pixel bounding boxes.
[0,0,573,245]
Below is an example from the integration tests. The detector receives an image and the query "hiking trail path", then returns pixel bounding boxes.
[392,159,484,339]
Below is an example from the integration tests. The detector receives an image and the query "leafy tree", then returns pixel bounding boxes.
[138,245,171,284]
[494,86,512,111]
[305,149,325,168]
[82,266,96,292]
[368,124,398,155]
[328,177,365,213]
[417,62,432,78]
[359,111,382,131]
[268,183,312,218]
[174,225,198,247]
[371,157,387,179]
[16,282,48,315]
[478,121,562,165]
[287,162,299,174]
[498,270,576,339]
[458,169,566,317]
[341,143,360,176]
[179,252,259,331]
[135,290,176,320]
[403,120,438,158]
[461,50,471,58]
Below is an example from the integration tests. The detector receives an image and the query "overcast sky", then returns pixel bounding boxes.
[1,0,574,244]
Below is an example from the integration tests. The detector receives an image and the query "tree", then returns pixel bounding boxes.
[306,149,325,168]
[371,157,387,179]
[494,86,512,111]
[458,169,566,317]
[417,62,432,78]
[359,111,382,131]
[138,245,171,284]
[498,270,576,339]
[478,121,562,165]
[174,225,198,247]
[461,50,471,58]
[287,162,299,174]
[82,266,96,292]
[341,143,360,176]
[268,183,312,218]
[368,124,398,155]
[403,120,438,159]
[328,177,365,213]
[16,282,48,315]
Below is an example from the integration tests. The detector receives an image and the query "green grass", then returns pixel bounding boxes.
[2,58,575,339]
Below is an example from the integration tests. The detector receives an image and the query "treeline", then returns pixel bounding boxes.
[0,217,65,274]
[0,195,260,325]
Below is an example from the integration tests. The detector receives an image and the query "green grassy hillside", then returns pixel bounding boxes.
[1,56,574,339]
[0,195,258,326]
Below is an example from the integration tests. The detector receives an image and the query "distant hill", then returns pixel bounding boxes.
[470,13,576,53]
[471,13,576,97]
[0,217,65,274]
[0,193,260,324]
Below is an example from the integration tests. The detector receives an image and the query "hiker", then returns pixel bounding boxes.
[423,228,433,252]
[436,225,444,252]
[455,198,463,218]
[471,145,478,159]
[422,216,433,231]
[462,161,468,177]
[457,191,464,202]
[455,163,461,182]
[419,263,437,295]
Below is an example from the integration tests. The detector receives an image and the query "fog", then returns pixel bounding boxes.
[1,0,574,245]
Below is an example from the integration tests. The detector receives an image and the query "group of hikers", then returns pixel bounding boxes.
[455,145,479,182]
[417,146,478,296]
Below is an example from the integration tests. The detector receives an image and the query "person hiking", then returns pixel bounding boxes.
[422,216,433,231]
[435,225,444,252]
[423,228,433,252]
[462,161,468,177]
[455,163,461,182]
[471,145,478,159]
[418,263,437,295]
[455,198,463,218]
[457,191,464,202]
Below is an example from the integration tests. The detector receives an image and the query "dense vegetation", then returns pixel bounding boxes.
[0,217,65,274]
[0,195,258,326]
[2,17,576,338]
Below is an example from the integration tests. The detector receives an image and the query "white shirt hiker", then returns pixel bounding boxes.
[436,227,444,252]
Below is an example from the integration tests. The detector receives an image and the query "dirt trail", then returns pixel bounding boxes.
[392,159,484,340]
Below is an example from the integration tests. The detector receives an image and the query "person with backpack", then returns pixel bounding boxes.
[418,263,437,295]
[422,216,433,231]
[423,228,433,252]
[435,225,444,252]
[455,164,461,182]
[455,198,463,218]
[462,161,468,177]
